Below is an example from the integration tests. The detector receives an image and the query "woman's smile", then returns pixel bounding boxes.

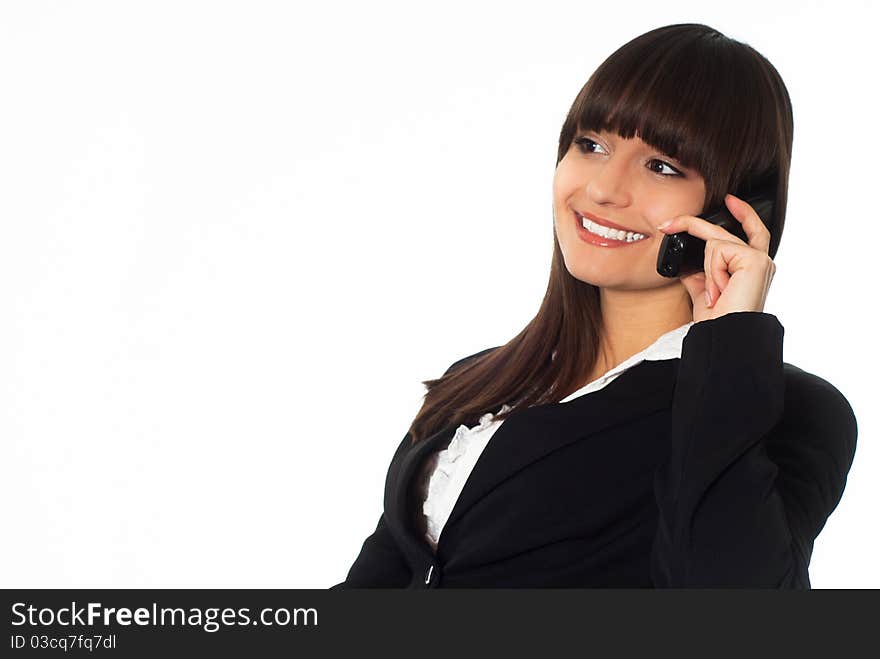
[573,210,650,248]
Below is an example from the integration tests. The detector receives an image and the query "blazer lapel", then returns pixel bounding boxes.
[388,357,679,553]
[384,421,458,552]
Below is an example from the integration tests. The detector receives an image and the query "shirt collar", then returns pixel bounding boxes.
[555,321,694,402]
[594,320,694,374]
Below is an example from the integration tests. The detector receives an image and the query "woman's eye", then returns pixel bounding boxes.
[573,136,603,154]
[647,159,682,178]
[573,136,683,179]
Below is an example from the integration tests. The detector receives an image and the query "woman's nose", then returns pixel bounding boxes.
[586,156,632,206]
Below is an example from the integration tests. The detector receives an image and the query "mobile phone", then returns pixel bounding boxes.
[656,184,776,278]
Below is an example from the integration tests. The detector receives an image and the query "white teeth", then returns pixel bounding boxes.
[581,216,646,242]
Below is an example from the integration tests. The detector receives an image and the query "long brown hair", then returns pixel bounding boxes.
[407,23,794,445]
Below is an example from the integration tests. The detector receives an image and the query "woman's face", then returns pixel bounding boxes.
[552,128,706,290]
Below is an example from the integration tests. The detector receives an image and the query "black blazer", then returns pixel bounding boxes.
[330,311,857,588]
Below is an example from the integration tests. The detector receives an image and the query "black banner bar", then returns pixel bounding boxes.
[2,589,875,656]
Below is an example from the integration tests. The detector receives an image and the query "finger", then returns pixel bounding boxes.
[678,270,706,308]
[657,213,749,246]
[725,194,771,254]
[710,240,731,295]
[703,239,717,306]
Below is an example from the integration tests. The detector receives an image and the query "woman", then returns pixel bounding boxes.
[331,23,857,588]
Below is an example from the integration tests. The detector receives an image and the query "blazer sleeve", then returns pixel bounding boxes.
[650,311,858,588]
[329,422,417,589]
[329,512,412,589]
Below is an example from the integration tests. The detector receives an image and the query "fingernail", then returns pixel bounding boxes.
[657,220,672,230]
[705,290,712,306]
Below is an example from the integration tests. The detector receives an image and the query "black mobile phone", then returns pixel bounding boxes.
[656,185,776,278]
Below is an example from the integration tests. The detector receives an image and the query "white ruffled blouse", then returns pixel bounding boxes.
[417,321,695,553]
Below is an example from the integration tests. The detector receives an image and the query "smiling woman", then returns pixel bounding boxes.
[332,23,857,590]
[416,21,793,430]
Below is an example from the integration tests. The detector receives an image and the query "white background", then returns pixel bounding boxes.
[0,0,875,588]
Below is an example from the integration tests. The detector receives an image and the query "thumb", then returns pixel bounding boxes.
[679,271,708,307]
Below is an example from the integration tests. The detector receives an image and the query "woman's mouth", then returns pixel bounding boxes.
[573,211,649,248]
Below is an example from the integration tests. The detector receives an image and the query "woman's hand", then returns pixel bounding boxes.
[656,193,777,323]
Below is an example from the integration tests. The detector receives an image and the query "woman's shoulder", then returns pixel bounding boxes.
[443,345,503,376]
[780,361,858,456]
[782,363,856,419]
